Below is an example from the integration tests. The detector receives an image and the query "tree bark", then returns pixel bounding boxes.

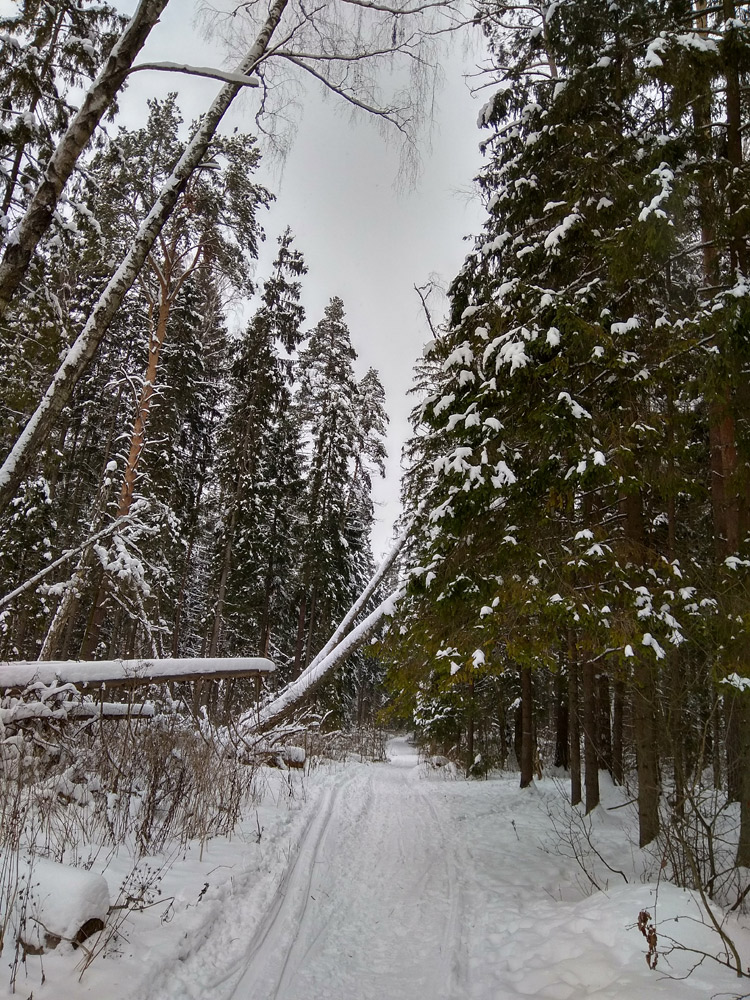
[519,665,534,788]
[568,635,582,807]
[597,671,612,774]
[632,652,660,846]
[466,678,475,777]
[553,667,569,770]
[612,677,624,785]
[582,656,600,813]
[736,694,750,866]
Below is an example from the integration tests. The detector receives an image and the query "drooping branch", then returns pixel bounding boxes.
[0,512,142,612]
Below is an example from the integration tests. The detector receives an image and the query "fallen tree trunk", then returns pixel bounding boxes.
[1,699,157,724]
[0,656,274,693]
[304,527,408,676]
[244,590,401,733]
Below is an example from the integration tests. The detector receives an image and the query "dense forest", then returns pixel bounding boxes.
[2,0,750,973]
[384,0,750,899]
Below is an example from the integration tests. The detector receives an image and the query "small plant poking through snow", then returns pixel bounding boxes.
[638,909,658,970]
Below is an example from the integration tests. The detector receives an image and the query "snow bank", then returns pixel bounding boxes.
[11,858,109,953]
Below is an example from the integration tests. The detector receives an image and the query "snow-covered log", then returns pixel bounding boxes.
[244,590,401,732]
[1,700,156,725]
[0,656,275,693]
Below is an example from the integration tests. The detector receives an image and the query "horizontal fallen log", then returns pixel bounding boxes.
[1,700,157,725]
[0,656,275,693]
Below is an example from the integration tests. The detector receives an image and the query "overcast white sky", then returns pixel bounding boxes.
[118,0,487,557]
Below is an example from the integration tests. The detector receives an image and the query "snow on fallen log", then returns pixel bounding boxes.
[11,858,110,954]
[244,590,401,733]
[0,700,157,724]
[0,656,275,692]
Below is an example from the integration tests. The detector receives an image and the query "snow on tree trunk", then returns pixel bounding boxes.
[0,0,171,320]
[244,590,401,732]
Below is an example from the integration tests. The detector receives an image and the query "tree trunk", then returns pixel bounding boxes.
[632,653,660,846]
[293,591,307,678]
[118,296,171,518]
[0,0,171,321]
[553,667,569,769]
[582,656,600,813]
[736,694,750,866]
[597,671,612,774]
[519,665,534,788]
[568,636,582,807]
[466,678,475,777]
[612,677,624,785]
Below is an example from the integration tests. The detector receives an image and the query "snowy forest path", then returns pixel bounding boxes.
[228,736,467,1000]
[134,740,743,1000]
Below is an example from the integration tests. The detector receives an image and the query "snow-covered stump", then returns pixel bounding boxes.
[11,858,110,955]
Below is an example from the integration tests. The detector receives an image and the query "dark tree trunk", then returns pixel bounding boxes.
[568,636,582,807]
[612,678,624,785]
[633,653,660,846]
[466,679,475,777]
[553,668,569,769]
[293,591,307,678]
[597,672,612,774]
[519,665,534,788]
[736,694,750,866]
[582,656,600,813]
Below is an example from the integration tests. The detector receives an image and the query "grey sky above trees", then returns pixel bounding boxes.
[115,0,486,555]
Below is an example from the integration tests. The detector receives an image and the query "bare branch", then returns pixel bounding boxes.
[129,60,260,87]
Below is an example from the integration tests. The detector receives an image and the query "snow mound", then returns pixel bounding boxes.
[15,858,109,952]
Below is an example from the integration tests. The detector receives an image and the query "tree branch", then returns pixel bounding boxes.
[129,61,260,87]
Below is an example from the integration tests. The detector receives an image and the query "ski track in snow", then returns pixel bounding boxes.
[228,737,465,1000]
[2,735,728,1000]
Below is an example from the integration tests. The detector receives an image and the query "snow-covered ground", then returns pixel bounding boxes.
[5,737,749,1000]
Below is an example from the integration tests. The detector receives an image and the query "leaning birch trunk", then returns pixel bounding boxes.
[0,0,171,320]
[0,0,286,516]
[304,527,409,675]
[244,590,402,733]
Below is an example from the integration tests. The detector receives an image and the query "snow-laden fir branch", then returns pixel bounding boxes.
[0,511,145,612]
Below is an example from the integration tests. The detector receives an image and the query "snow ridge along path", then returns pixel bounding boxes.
[138,737,749,1000]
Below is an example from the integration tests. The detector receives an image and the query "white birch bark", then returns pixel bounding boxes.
[245,589,403,732]
[0,0,172,319]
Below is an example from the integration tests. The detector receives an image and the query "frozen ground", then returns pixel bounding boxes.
[5,736,750,1000]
